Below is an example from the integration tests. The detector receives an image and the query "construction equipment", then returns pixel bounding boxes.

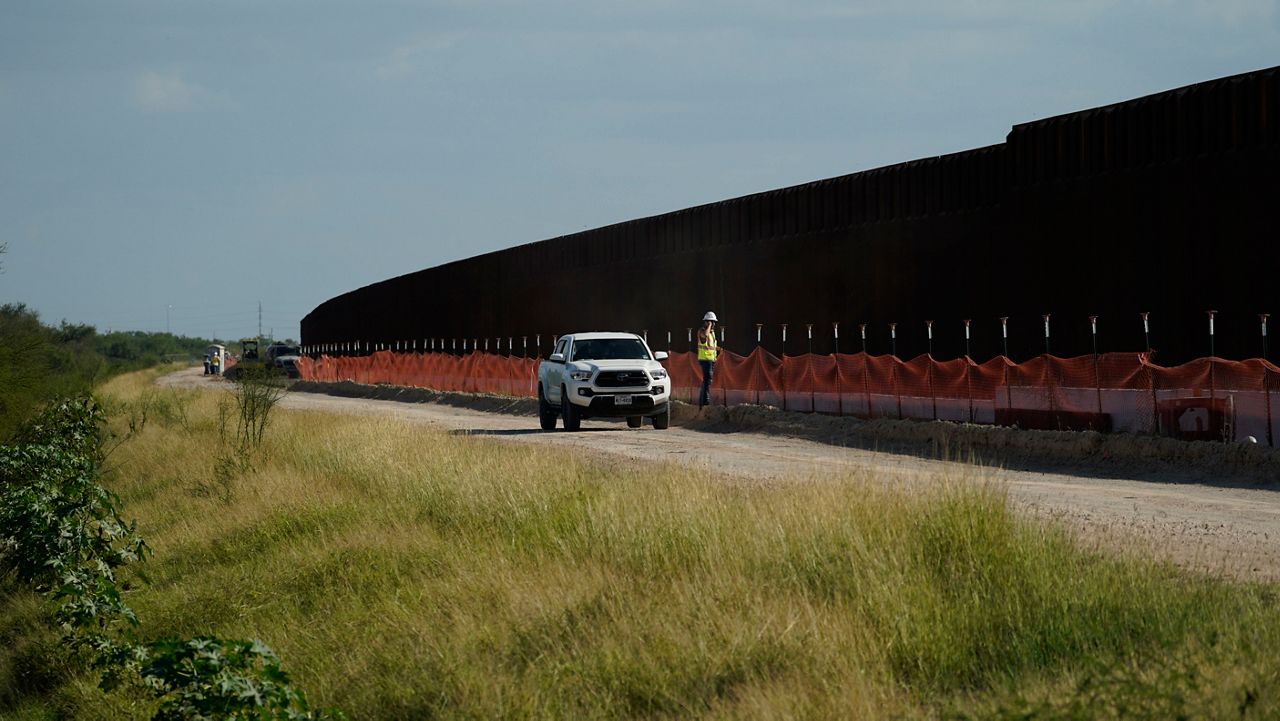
[223,338,263,380]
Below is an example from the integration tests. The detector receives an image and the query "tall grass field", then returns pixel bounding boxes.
[3,369,1278,719]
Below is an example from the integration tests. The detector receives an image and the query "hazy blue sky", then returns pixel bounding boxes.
[2,1,1277,341]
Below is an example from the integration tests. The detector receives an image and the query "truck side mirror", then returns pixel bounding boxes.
[653,351,669,361]
[549,352,565,363]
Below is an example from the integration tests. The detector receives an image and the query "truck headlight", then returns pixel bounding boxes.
[569,370,592,381]
[649,368,668,380]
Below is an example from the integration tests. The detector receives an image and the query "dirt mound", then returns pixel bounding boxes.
[679,403,1280,484]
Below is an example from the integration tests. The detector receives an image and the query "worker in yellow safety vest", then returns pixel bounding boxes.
[697,311,719,406]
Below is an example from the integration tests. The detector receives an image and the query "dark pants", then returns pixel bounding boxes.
[699,359,714,406]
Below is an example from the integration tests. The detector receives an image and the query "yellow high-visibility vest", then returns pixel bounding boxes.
[697,329,718,361]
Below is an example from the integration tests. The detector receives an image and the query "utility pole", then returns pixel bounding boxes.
[258,301,263,339]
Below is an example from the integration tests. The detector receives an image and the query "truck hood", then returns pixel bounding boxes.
[568,358,659,372]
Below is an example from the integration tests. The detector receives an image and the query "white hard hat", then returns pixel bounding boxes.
[703,311,718,322]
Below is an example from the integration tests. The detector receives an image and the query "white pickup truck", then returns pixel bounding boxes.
[537,332,671,431]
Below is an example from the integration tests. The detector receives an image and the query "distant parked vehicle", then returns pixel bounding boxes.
[537,332,671,431]
[264,343,301,379]
[224,339,299,380]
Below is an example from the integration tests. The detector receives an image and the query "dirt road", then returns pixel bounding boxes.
[161,368,1280,582]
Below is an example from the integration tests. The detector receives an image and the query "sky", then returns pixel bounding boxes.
[2,1,1277,342]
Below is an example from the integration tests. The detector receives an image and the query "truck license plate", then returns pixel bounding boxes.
[614,394,633,406]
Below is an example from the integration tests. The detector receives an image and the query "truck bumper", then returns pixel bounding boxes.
[568,393,669,418]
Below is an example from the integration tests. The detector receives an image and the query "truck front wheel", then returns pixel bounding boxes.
[538,383,557,431]
[561,386,581,431]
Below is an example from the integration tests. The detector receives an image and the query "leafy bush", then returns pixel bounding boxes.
[102,637,342,720]
[0,397,148,645]
[1,395,340,720]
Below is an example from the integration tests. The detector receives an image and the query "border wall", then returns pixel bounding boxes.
[302,66,1280,365]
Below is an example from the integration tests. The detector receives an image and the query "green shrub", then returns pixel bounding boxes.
[103,637,342,721]
[0,397,148,644]
[1,395,339,720]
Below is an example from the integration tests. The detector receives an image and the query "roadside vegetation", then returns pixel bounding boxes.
[0,303,226,439]
[0,377,338,719]
[3,368,1278,719]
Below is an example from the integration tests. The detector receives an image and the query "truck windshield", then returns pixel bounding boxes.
[570,338,650,361]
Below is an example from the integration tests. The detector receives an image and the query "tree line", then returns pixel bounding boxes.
[0,303,224,439]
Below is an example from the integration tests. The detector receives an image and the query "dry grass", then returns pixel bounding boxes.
[2,368,1278,720]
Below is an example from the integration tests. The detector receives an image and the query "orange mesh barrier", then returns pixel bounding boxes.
[295,350,1279,446]
[296,351,538,398]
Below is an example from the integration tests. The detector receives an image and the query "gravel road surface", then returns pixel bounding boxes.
[160,367,1280,582]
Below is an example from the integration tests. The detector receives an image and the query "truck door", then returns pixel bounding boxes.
[545,336,570,403]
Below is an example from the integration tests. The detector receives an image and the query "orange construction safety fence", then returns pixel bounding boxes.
[296,349,1280,447]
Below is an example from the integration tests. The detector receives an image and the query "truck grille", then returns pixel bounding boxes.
[595,370,650,388]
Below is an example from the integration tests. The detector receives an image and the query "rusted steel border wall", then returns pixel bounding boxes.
[302,66,1280,364]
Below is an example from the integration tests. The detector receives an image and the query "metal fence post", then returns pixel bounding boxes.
[781,353,788,412]
[1262,314,1270,361]
[1148,358,1160,435]
[1004,360,1013,424]
[1207,310,1217,358]
[928,356,937,421]
[1046,355,1058,430]
[862,352,872,418]
[965,357,974,423]
[834,327,843,416]
[1266,364,1275,448]
[1094,349,1104,416]
[894,357,903,420]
